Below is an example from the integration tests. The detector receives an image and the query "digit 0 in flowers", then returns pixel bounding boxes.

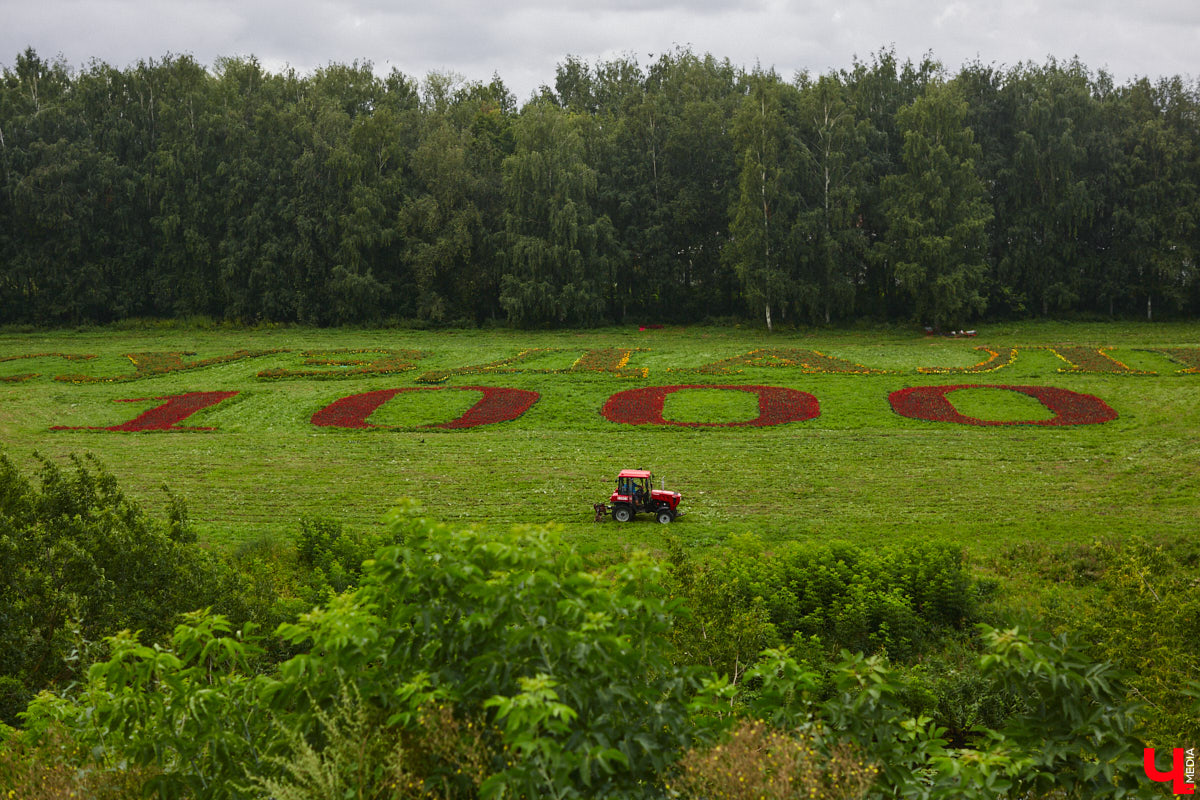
[888,385,1118,426]
[602,385,820,427]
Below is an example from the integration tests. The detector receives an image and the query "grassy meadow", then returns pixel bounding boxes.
[1,321,1197,564]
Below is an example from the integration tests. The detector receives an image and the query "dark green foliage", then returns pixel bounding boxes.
[14,506,1153,800]
[897,638,1029,747]
[725,68,804,331]
[790,72,870,324]
[883,81,992,330]
[0,452,277,725]
[4,47,1200,327]
[667,535,976,674]
[997,537,1200,748]
[399,74,511,324]
[498,101,615,326]
[295,515,402,596]
[0,676,29,728]
[0,456,200,694]
[277,506,704,798]
[598,50,742,323]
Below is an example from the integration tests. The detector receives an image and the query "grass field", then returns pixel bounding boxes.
[2,321,1198,563]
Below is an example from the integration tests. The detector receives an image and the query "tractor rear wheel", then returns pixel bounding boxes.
[656,509,674,524]
[612,505,633,523]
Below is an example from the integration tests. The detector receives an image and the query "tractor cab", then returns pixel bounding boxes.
[607,468,682,523]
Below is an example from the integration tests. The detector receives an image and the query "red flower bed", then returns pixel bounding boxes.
[51,391,239,432]
[311,386,540,430]
[888,384,1117,426]
[311,388,412,428]
[437,386,540,430]
[602,385,819,427]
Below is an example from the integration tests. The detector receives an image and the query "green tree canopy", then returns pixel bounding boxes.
[883,81,992,330]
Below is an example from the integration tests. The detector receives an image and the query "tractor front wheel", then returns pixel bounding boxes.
[612,505,633,523]
[656,509,674,524]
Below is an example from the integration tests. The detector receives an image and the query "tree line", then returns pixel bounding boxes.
[1,46,1197,329]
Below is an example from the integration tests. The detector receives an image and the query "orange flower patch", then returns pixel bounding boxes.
[416,348,646,384]
[1141,347,1200,374]
[917,346,1017,374]
[1042,345,1152,374]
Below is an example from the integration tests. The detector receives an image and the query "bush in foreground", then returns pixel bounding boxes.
[0,452,249,724]
[7,506,1156,799]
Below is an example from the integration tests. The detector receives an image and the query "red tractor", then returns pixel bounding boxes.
[604,469,682,524]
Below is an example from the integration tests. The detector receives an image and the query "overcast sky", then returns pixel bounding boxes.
[4,0,1198,100]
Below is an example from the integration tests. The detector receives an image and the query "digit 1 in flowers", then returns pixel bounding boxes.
[51,391,240,432]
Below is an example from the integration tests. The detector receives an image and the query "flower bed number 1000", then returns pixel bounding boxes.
[47,384,1118,432]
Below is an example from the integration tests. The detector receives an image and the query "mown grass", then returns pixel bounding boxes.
[1,321,1197,568]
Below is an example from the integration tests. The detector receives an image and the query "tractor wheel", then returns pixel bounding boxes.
[656,509,674,524]
[612,505,633,523]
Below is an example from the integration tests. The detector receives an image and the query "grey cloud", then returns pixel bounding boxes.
[2,0,1196,99]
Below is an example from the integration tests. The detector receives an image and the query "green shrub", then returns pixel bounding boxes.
[22,611,273,800]
[971,626,1147,798]
[992,536,1200,745]
[0,452,248,723]
[273,506,707,799]
[665,538,782,683]
[1067,538,1200,746]
[13,507,1153,800]
[667,536,977,671]
[897,636,1029,747]
[743,628,1148,799]
[295,515,403,597]
[0,722,152,800]
[23,507,710,799]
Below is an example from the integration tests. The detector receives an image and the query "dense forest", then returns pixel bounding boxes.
[1,46,1198,329]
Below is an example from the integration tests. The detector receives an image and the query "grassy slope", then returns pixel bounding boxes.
[1,321,1197,562]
